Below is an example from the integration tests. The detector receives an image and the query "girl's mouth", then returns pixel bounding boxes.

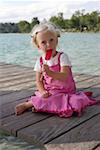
[45,49,53,60]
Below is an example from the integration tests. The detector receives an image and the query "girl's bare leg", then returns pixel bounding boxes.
[15,100,33,115]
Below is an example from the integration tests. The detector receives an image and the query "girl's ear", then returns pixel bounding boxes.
[37,45,40,48]
[37,45,41,50]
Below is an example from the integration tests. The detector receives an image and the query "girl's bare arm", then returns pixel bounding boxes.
[35,71,52,98]
[43,65,70,81]
[35,71,46,94]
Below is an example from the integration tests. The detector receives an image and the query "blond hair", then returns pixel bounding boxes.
[31,22,61,46]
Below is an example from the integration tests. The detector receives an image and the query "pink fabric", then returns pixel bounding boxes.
[30,52,100,118]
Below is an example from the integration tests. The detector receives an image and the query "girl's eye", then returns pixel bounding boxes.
[41,41,46,44]
[50,38,54,42]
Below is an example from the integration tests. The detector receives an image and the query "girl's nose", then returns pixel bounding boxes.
[46,41,50,47]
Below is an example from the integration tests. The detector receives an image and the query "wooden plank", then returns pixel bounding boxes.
[45,141,100,150]
[74,73,93,82]
[0,63,32,70]
[0,66,34,77]
[0,66,31,72]
[0,90,13,96]
[0,87,34,96]
[0,88,35,104]
[77,83,100,98]
[68,73,100,99]
[2,81,35,90]
[74,74,100,100]
[0,84,36,91]
[16,95,100,144]
[0,112,53,137]
[0,70,34,80]
[46,113,100,150]
[0,63,18,68]
[76,76,100,89]
[0,75,35,88]
[95,145,100,150]
[0,62,7,66]
[87,84,100,97]
[0,91,53,138]
[0,65,35,90]
[0,97,29,118]
[0,95,53,136]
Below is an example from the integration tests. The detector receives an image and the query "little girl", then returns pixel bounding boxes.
[15,22,100,117]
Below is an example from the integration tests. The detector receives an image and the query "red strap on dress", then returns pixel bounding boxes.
[40,56,43,67]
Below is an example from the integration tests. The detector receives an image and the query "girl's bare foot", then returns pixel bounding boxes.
[15,101,33,115]
[15,102,27,115]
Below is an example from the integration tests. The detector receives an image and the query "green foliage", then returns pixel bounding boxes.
[50,13,65,29]
[0,23,19,33]
[17,21,31,33]
[0,10,100,33]
[31,17,40,29]
[49,10,100,32]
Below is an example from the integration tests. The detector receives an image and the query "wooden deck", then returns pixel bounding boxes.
[0,62,100,150]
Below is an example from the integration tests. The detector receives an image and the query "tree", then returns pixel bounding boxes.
[31,17,40,29]
[49,13,65,29]
[18,21,31,33]
[70,10,86,31]
[0,23,19,33]
[0,10,100,33]
[70,14,80,30]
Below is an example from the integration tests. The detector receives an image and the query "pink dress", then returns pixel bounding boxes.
[30,52,100,118]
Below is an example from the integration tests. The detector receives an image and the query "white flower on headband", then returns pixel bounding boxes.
[30,22,61,38]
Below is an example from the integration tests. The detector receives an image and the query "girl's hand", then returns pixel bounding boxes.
[42,91,52,99]
[42,64,50,73]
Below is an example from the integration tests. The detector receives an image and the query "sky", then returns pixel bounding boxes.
[0,0,100,23]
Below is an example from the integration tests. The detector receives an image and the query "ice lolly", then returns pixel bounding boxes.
[45,49,52,60]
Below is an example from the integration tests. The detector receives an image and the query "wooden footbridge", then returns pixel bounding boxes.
[0,62,100,150]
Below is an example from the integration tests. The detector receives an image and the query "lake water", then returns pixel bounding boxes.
[0,33,100,75]
[0,33,100,149]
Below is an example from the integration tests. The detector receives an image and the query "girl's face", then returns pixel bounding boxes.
[36,30,58,56]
